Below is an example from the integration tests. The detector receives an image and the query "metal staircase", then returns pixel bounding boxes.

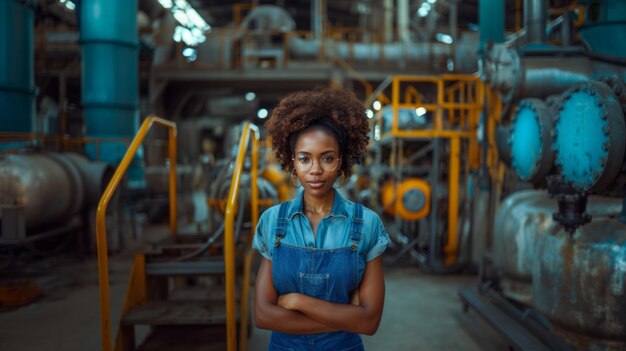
[95,117,262,351]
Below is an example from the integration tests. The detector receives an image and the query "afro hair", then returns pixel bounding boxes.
[264,87,370,177]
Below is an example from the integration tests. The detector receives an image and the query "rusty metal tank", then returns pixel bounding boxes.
[493,190,622,305]
[0,152,112,230]
[533,217,626,351]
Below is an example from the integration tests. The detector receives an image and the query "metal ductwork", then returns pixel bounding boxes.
[290,37,455,68]
[79,0,139,165]
[0,0,35,134]
[239,5,295,33]
[483,44,626,98]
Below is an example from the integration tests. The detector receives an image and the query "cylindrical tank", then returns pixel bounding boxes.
[0,152,113,230]
[80,0,139,165]
[493,190,622,305]
[533,218,626,351]
[0,0,35,133]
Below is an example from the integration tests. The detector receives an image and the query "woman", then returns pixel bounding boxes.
[253,87,390,350]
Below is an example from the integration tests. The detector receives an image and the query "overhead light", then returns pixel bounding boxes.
[415,107,427,116]
[182,47,197,62]
[65,1,75,10]
[418,8,429,17]
[436,33,453,44]
[245,92,256,101]
[427,0,437,3]
[365,109,374,119]
[186,8,211,31]
[257,108,269,119]
[158,0,173,9]
[421,3,431,11]
[182,47,195,57]
[161,0,211,46]
[173,9,190,27]
[447,58,454,72]
[373,100,382,111]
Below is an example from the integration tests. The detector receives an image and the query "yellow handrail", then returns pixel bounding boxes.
[224,122,260,351]
[95,115,177,351]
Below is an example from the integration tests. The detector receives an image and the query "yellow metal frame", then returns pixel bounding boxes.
[224,122,260,351]
[95,116,177,351]
[372,74,486,266]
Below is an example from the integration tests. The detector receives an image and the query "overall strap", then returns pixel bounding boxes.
[274,201,290,247]
[350,203,364,250]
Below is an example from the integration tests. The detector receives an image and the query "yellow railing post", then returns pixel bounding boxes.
[391,77,399,134]
[224,122,260,351]
[238,131,259,351]
[445,136,461,266]
[95,115,176,351]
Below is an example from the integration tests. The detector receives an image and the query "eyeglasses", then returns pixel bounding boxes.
[293,153,341,173]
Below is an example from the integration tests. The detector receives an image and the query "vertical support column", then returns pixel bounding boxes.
[311,0,325,40]
[445,136,461,266]
[479,0,505,51]
[524,0,547,44]
[397,0,409,43]
[383,0,393,43]
[449,0,458,43]
[80,0,139,167]
[0,0,35,134]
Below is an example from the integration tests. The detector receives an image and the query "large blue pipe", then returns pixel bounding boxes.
[79,0,139,165]
[0,0,35,133]
[479,0,505,51]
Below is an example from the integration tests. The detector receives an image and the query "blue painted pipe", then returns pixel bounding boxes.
[479,0,505,51]
[0,0,35,133]
[79,0,139,166]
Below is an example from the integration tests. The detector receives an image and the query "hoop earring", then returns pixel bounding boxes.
[290,168,301,188]
[333,170,347,189]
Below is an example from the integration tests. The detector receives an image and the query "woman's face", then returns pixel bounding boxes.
[292,128,342,197]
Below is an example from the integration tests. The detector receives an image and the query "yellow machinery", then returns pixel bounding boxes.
[357,74,501,270]
[381,178,430,221]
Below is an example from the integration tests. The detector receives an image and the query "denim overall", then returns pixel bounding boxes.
[269,201,365,351]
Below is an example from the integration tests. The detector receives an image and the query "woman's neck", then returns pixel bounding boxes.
[303,190,335,216]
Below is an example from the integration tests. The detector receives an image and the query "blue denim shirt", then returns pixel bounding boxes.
[253,190,390,278]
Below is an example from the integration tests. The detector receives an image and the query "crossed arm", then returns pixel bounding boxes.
[253,257,385,335]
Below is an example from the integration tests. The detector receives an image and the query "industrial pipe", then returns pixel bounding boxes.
[523,0,547,44]
[0,0,35,133]
[479,0,505,50]
[79,0,139,165]
[0,152,113,230]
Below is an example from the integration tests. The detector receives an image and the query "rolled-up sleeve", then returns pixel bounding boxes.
[365,218,390,262]
[252,211,273,260]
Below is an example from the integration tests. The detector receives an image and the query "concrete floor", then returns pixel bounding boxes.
[0,250,509,351]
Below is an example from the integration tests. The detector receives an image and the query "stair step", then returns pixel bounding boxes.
[137,326,227,351]
[146,260,225,275]
[169,286,239,302]
[121,301,231,326]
